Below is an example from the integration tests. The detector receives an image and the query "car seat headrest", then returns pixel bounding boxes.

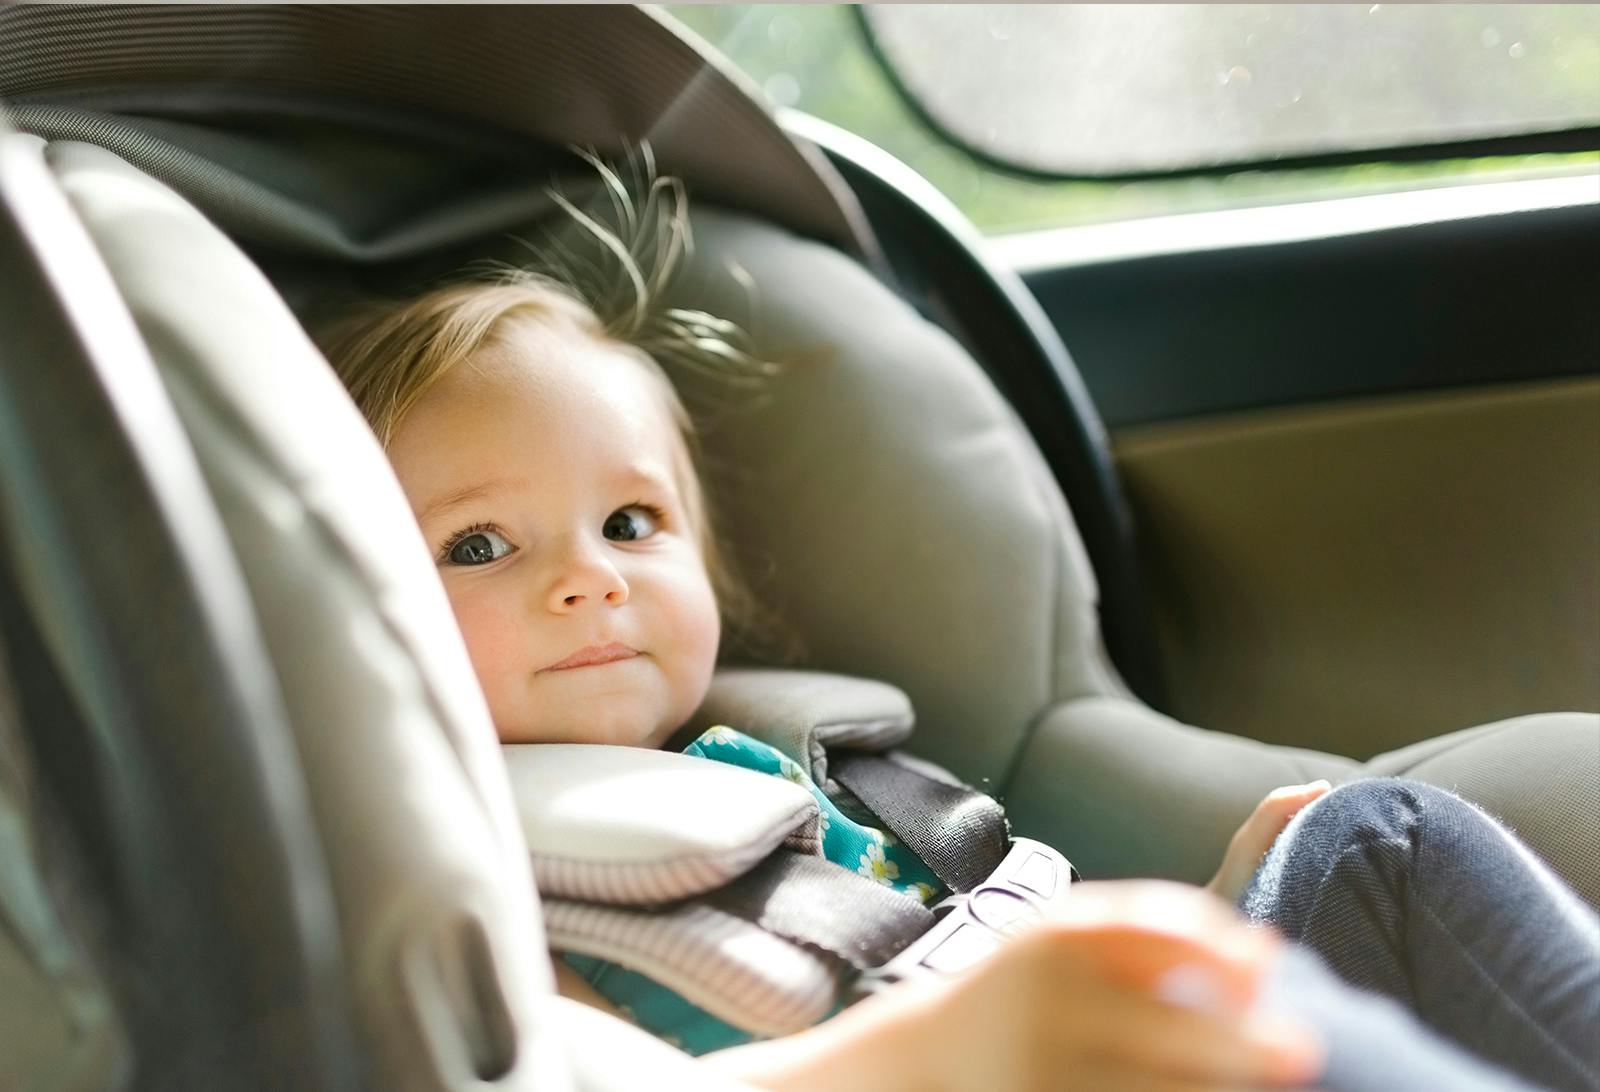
[659,210,1124,784]
[0,129,363,1089]
[0,5,873,263]
[41,136,560,1092]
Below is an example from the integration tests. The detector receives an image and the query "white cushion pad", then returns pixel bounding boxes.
[504,745,819,903]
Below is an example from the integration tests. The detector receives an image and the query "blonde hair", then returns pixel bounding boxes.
[321,154,774,648]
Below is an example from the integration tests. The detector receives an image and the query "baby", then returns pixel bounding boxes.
[334,273,724,752]
[325,176,1596,1092]
[321,214,1315,1085]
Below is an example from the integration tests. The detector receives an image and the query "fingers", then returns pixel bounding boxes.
[1078,989,1324,1087]
[1065,922,1272,1013]
[1244,783,1331,845]
[1007,882,1325,1087]
[1054,879,1247,939]
[1261,780,1333,819]
[1072,1056,1309,1092]
[1033,883,1277,1012]
[1006,941,1323,1089]
[1211,781,1336,901]
[1068,1062,1288,1092]
[917,910,1325,1092]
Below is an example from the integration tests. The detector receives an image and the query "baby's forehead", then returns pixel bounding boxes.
[448,320,701,493]
[466,318,673,411]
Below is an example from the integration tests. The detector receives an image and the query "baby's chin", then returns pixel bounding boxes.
[493,704,682,749]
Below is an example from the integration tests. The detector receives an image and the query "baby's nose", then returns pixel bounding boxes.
[545,545,629,612]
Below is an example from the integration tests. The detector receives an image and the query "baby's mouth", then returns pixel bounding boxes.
[540,642,640,672]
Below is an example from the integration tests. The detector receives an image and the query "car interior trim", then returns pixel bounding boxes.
[989,171,1600,274]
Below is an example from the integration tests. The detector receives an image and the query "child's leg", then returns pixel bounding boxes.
[1241,778,1600,1092]
[1264,945,1545,1091]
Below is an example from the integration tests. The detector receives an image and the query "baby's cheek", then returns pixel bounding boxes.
[687,583,722,673]
[448,594,528,697]
[666,570,722,714]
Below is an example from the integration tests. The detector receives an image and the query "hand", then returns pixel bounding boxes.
[922,881,1324,1091]
[1207,782,1333,904]
[713,880,1325,1092]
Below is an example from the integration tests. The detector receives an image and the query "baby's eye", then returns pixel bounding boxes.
[442,527,515,566]
[603,505,661,543]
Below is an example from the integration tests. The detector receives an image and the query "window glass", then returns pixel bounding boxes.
[664,4,1599,235]
[865,5,1600,175]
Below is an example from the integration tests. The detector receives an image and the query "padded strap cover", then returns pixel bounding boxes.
[542,899,837,1038]
[504,745,821,905]
[684,668,915,787]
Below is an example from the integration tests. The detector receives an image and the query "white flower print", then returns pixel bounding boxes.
[701,725,739,746]
[778,757,809,785]
[904,882,938,904]
[864,825,898,848]
[857,841,900,886]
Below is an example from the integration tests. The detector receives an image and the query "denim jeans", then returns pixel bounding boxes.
[1244,779,1600,1092]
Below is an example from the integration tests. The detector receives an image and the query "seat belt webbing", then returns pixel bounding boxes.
[830,752,1010,894]
[707,851,934,971]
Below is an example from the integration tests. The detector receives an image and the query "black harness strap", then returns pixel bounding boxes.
[690,751,1013,973]
[706,851,934,971]
[830,752,1010,894]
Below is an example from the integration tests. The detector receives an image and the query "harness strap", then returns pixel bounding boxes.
[706,851,934,971]
[830,752,1010,894]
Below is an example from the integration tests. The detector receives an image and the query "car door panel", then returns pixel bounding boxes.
[1113,376,1599,755]
[1020,198,1599,750]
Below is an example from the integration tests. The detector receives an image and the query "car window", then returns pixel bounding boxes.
[665,4,1600,235]
[863,5,1600,175]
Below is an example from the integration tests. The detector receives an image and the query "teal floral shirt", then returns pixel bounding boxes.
[563,726,944,1055]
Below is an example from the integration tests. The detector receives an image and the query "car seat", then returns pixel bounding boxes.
[1,5,1595,1089]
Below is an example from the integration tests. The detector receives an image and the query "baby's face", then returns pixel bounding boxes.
[386,318,720,747]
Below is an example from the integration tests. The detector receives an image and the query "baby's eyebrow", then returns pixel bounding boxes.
[417,477,520,524]
[617,463,675,494]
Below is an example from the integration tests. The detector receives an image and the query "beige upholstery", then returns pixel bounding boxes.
[1004,698,1362,884]
[1004,700,1600,905]
[42,137,563,1092]
[663,209,1600,904]
[1114,378,1600,758]
[1366,713,1600,907]
[670,210,1125,786]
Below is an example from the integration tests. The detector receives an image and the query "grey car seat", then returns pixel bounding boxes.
[1,5,1596,1089]
[0,107,754,1092]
